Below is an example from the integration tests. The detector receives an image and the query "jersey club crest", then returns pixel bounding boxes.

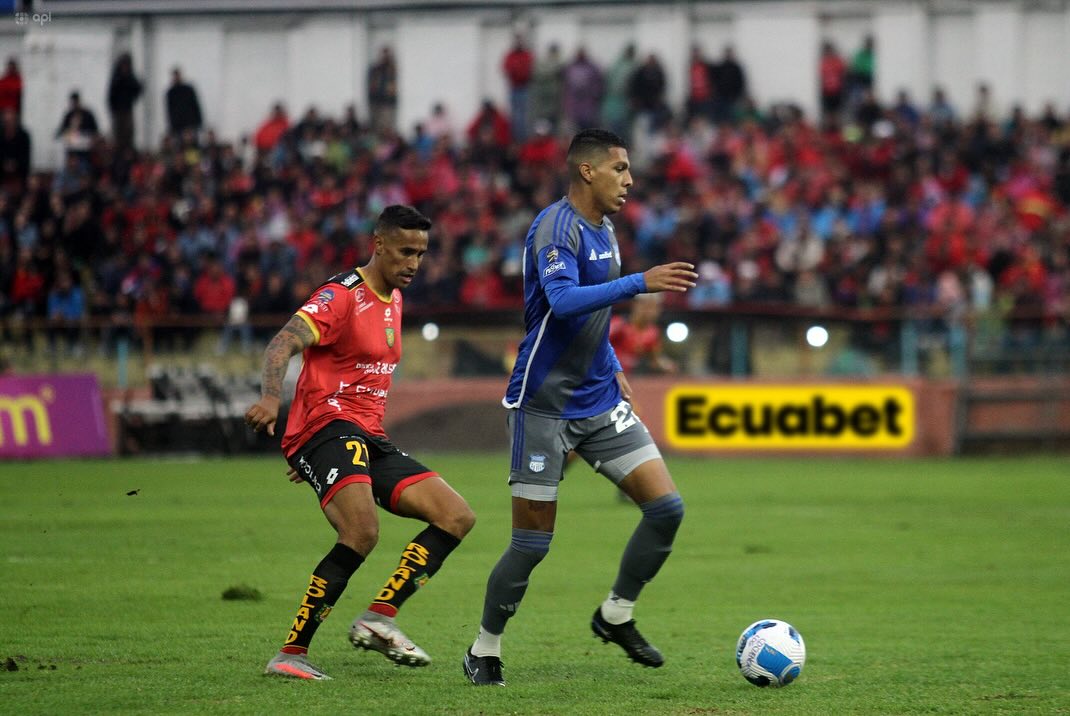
[385,327,395,347]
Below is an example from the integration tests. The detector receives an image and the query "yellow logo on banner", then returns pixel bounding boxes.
[0,393,53,447]
[665,385,914,449]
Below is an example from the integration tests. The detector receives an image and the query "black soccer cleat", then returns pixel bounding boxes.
[463,648,505,686]
[591,608,665,668]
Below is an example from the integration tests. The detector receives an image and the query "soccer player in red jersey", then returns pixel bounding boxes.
[246,205,475,680]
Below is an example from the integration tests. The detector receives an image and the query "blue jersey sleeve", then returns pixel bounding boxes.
[537,243,646,319]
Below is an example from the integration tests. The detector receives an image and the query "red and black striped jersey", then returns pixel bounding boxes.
[281,267,403,457]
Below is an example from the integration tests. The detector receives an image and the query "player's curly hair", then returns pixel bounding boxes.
[376,204,432,236]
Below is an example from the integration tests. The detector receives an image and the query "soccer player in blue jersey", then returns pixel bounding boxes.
[463,128,698,686]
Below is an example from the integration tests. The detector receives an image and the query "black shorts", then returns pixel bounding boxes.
[287,420,438,513]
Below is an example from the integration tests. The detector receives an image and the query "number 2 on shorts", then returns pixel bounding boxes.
[611,401,637,433]
[345,440,368,467]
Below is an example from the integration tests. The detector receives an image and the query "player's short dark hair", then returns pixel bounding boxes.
[375,204,432,237]
[566,128,627,175]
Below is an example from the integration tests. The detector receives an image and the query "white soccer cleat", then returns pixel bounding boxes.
[349,614,431,667]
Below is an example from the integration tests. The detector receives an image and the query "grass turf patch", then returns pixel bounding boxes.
[2,454,1068,714]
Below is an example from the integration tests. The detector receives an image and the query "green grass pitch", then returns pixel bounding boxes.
[2,454,1068,715]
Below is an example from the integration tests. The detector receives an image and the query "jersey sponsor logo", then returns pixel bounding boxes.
[385,327,395,347]
[598,250,613,259]
[354,361,398,375]
[355,287,366,303]
[341,273,359,287]
[543,261,566,277]
[665,385,915,450]
[528,453,546,473]
[589,248,598,261]
[301,303,320,314]
[384,308,392,321]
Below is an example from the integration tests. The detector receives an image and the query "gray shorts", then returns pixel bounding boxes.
[507,400,662,495]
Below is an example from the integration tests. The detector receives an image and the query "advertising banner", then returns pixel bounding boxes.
[665,384,915,450]
[0,373,111,459]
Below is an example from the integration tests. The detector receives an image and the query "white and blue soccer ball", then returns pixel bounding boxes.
[735,619,806,687]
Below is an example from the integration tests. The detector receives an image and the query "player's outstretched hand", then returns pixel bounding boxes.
[643,262,698,293]
[245,396,280,436]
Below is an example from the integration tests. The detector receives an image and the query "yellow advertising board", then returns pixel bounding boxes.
[665,385,915,450]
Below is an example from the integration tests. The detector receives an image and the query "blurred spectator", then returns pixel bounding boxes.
[46,270,86,356]
[629,53,669,131]
[166,67,203,138]
[0,107,30,190]
[467,99,511,167]
[609,293,676,374]
[685,45,715,123]
[502,33,534,142]
[601,44,637,140]
[848,35,875,105]
[819,41,848,118]
[425,102,457,145]
[712,45,747,123]
[55,91,99,161]
[562,47,603,131]
[531,42,564,131]
[368,46,398,134]
[254,102,290,153]
[459,259,510,309]
[0,58,22,117]
[929,87,956,127]
[193,253,236,317]
[107,52,143,152]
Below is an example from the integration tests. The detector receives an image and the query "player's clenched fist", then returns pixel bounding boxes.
[245,396,280,436]
[642,262,698,293]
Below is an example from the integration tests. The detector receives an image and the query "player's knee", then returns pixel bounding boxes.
[437,503,476,539]
[338,523,379,555]
[640,491,685,530]
[510,528,553,562]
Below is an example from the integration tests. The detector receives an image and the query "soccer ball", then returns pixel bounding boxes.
[735,619,806,687]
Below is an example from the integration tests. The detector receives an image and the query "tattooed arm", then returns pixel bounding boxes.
[244,314,318,436]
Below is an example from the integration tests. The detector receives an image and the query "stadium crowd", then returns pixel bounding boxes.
[0,36,1068,358]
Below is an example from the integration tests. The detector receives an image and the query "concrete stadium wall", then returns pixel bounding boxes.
[8,0,1070,170]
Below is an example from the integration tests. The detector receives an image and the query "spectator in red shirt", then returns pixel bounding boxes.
[466,100,511,168]
[609,293,677,374]
[459,260,511,309]
[502,33,534,142]
[193,254,236,316]
[517,119,562,179]
[254,103,290,153]
[0,58,22,116]
[819,41,847,118]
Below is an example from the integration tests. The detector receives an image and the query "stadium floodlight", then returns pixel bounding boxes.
[421,322,440,342]
[805,325,829,348]
[666,322,689,343]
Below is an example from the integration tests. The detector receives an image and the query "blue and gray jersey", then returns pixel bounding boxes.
[503,197,646,419]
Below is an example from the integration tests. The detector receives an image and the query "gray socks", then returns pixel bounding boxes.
[612,491,685,601]
[479,528,553,635]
